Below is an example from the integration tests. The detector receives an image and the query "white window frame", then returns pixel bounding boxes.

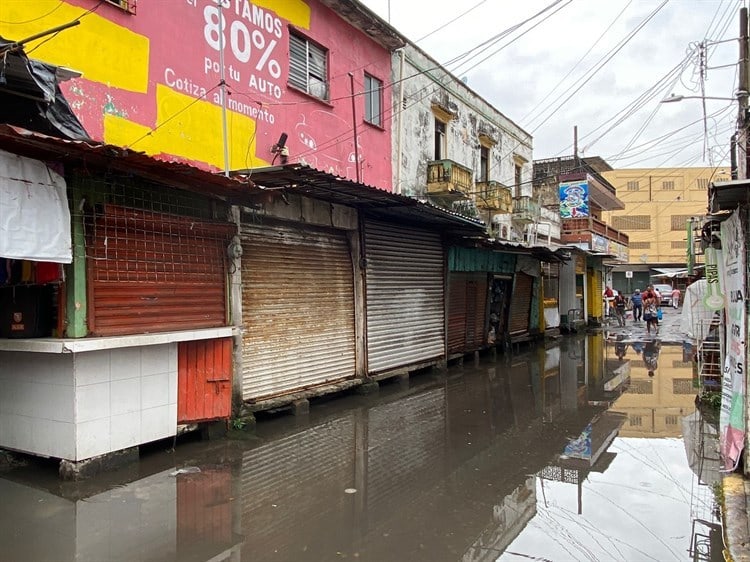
[364,74,382,127]
[289,32,328,100]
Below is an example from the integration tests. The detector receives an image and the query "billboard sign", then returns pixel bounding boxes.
[559,180,589,218]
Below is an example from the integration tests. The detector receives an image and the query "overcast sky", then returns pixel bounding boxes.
[361,0,744,170]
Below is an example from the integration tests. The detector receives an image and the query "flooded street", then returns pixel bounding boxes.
[0,333,723,562]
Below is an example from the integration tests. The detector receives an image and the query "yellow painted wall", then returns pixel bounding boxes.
[587,268,603,320]
[0,2,149,93]
[103,85,268,170]
[601,167,730,265]
[0,0,309,171]
[611,345,696,437]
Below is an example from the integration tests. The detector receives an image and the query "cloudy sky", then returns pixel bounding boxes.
[360,0,744,170]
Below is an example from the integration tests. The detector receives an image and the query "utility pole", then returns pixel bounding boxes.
[738,7,749,179]
[348,72,361,183]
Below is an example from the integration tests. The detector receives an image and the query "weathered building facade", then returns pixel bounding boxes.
[0,0,578,476]
[0,0,402,187]
[533,156,629,327]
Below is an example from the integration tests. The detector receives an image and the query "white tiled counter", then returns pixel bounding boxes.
[0,328,235,462]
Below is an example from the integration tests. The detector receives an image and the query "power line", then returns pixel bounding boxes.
[519,1,633,124]
[413,0,488,43]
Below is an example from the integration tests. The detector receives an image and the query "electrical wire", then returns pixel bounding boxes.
[528,0,670,134]
[449,0,573,78]
[0,1,64,24]
[127,82,222,149]
[413,0,488,43]
[26,0,106,55]
[519,1,633,124]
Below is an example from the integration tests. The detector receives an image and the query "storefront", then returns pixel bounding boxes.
[240,220,357,401]
[364,219,445,376]
[447,246,516,354]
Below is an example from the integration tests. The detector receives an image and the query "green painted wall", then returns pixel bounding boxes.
[448,247,516,274]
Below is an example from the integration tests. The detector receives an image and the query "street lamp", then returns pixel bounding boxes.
[660,93,744,103]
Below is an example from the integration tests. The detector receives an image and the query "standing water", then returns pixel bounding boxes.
[0,332,722,561]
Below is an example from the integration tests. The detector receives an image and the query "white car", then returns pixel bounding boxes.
[652,284,673,306]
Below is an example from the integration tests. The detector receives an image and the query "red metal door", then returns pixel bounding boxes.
[178,338,232,423]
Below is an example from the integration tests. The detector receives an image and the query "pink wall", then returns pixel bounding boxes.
[56,0,394,189]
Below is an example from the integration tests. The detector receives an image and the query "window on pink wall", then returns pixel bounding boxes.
[364,74,382,127]
[289,32,329,100]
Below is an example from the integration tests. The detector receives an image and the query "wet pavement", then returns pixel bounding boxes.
[0,307,724,561]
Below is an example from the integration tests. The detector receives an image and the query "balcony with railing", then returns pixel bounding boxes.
[426,159,473,200]
[512,196,540,224]
[561,216,629,260]
[475,181,512,212]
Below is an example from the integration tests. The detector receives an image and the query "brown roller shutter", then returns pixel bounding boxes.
[240,223,355,401]
[466,275,488,350]
[447,273,468,354]
[448,273,488,353]
[88,204,233,336]
[508,272,533,335]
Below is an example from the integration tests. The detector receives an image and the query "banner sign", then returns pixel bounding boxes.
[591,232,609,253]
[719,210,746,472]
[559,180,589,218]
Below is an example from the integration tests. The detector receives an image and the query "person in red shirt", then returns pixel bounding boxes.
[642,285,659,335]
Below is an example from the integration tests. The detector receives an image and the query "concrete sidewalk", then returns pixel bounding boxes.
[601,306,750,561]
[723,474,750,561]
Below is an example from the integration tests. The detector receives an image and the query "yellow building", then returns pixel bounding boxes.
[601,166,730,290]
[611,344,696,438]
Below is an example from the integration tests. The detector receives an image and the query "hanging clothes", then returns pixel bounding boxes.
[35,262,61,284]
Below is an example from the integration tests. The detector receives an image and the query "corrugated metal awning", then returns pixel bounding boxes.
[234,164,487,236]
[709,179,750,212]
[0,126,485,237]
[0,124,258,202]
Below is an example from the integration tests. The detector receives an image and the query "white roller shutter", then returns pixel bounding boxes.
[364,220,445,374]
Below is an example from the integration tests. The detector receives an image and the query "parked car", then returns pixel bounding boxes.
[652,284,673,306]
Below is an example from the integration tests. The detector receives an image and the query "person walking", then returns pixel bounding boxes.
[671,287,681,308]
[643,285,659,336]
[631,289,643,322]
[613,291,627,327]
[603,286,614,318]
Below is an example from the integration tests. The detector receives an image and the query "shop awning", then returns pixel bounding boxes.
[650,266,703,278]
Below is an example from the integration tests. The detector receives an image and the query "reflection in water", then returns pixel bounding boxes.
[0,335,722,561]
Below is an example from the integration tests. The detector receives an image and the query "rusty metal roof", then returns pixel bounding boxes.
[0,127,486,235]
[0,124,258,201]
[233,164,487,235]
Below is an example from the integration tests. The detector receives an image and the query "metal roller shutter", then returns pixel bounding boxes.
[466,275,488,350]
[88,204,233,336]
[241,223,355,401]
[448,273,488,354]
[508,272,533,335]
[447,273,468,354]
[364,220,445,373]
